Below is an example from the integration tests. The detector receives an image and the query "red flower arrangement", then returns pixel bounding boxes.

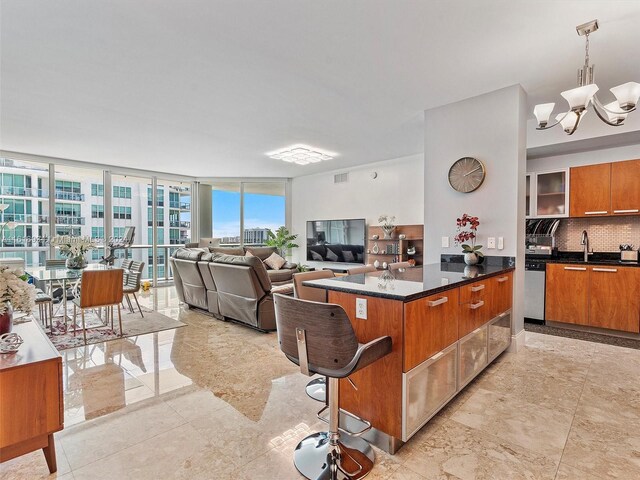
[454,213,483,257]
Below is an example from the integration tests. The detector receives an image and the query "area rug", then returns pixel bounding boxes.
[45,307,186,350]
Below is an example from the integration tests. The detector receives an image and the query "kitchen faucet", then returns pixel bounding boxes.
[580,230,591,262]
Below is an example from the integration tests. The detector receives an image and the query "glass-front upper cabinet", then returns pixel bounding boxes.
[526,169,569,218]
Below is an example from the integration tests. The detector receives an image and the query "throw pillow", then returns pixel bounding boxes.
[342,250,355,262]
[310,250,323,261]
[264,252,287,270]
[326,248,339,262]
[245,250,254,257]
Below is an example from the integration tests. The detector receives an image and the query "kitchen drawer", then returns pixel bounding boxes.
[458,294,491,338]
[403,343,457,440]
[459,325,488,388]
[490,272,513,318]
[403,289,459,372]
[488,311,511,362]
[459,279,488,305]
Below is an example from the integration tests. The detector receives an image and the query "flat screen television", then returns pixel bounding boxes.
[306,218,366,264]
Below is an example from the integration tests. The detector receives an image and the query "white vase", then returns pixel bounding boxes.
[373,260,380,269]
[464,252,479,266]
[382,262,388,269]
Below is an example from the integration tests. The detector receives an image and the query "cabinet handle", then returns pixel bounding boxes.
[470,284,485,292]
[592,268,618,273]
[497,276,509,283]
[613,209,639,214]
[564,266,587,271]
[431,351,445,360]
[584,211,608,215]
[427,297,448,307]
[469,300,484,310]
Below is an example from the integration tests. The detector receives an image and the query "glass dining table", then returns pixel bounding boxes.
[28,264,113,332]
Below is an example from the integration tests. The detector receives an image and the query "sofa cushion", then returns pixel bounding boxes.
[264,252,286,270]
[212,254,272,292]
[310,250,323,261]
[267,269,295,284]
[210,246,245,256]
[271,283,294,296]
[342,250,355,262]
[173,248,204,261]
[245,246,277,261]
[325,248,339,262]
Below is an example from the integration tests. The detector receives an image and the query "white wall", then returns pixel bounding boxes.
[290,154,424,264]
[424,85,527,338]
[527,143,640,172]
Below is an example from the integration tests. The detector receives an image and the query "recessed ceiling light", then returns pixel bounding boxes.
[267,144,336,165]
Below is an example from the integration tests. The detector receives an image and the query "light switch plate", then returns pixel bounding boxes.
[356,298,367,320]
[441,236,449,248]
[487,237,496,249]
[497,237,504,250]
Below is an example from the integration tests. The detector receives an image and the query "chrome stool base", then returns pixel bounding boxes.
[293,431,375,480]
[305,377,326,403]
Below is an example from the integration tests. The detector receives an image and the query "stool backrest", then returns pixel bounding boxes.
[80,269,123,308]
[347,265,376,275]
[388,261,412,271]
[274,294,358,372]
[292,270,335,302]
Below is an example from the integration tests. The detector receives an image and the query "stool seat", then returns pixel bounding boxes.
[274,294,392,480]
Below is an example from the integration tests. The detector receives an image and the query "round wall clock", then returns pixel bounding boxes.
[448,157,486,193]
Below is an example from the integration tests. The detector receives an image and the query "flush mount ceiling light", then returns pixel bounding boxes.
[533,19,639,135]
[267,144,336,165]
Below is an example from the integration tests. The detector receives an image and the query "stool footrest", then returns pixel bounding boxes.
[316,405,373,437]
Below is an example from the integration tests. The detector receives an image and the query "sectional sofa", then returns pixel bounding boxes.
[169,246,295,331]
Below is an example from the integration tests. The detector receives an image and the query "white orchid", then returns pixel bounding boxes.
[0,265,36,315]
[51,235,96,258]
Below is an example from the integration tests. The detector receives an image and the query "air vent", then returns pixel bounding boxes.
[334,172,349,184]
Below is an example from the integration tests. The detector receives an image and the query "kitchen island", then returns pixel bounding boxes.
[304,258,515,453]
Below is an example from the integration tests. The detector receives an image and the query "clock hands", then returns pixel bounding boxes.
[464,166,482,177]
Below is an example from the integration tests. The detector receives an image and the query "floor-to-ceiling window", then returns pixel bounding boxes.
[0,157,50,267]
[160,179,191,280]
[208,181,287,248]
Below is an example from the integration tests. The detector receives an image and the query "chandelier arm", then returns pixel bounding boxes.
[566,111,582,135]
[535,111,571,130]
[592,94,637,115]
[592,103,624,127]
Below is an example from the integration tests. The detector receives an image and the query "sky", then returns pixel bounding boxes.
[212,191,285,238]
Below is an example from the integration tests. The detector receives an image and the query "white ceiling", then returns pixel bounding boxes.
[1,0,640,177]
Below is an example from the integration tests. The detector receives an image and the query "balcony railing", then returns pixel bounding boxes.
[55,215,85,225]
[0,213,49,223]
[54,191,85,201]
[0,186,49,198]
[180,202,190,210]
[169,221,191,228]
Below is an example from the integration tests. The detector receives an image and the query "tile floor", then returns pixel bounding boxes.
[2,287,639,479]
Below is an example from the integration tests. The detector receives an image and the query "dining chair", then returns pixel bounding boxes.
[347,264,376,275]
[388,261,412,271]
[123,261,145,317]
[72,269,124,343]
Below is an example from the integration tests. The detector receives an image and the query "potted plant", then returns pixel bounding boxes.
[0,265,36,334]
[378,214,397,239]
[51,235,96,269]
[454,213,483,265]
[265,226,299,257]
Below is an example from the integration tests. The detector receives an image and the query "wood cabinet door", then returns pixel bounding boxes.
[404,289,459,372]
[569,164,611,217]
[545,263,589,325]
[589,266,640,333]
[611,159,640,215]
[490,272,513,317]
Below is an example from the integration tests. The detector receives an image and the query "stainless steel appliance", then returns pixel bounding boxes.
[524,219,561,322]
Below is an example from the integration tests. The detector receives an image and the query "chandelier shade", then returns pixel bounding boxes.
[533,20,637,135]
[610,82,640,110]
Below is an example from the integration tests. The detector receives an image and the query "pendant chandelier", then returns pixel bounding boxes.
[533,20,639,135]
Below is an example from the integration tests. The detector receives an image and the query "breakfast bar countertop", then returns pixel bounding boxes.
[303,259,515,302]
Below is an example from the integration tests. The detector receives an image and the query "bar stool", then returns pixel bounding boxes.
[274,294,392,480]
[292,269,336,402]
[346,265,376,275]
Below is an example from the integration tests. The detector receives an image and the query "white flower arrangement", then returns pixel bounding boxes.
[0,265,36,315]
[51,235,96,258]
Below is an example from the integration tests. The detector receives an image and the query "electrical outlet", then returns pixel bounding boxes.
[356,298,367,320]
[498,237,504,250]
[441,236,449,248]
[487,237,496,249]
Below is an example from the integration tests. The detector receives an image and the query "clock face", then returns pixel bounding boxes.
[448,157,486,193]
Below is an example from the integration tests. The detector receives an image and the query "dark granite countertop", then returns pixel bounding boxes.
[538,252,640,268]
[303,259,515,302]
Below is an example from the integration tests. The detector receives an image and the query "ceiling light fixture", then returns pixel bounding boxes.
[267,144,336,165]
[533,19,639,135]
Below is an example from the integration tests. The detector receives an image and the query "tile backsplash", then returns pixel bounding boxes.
[555,216,640,252]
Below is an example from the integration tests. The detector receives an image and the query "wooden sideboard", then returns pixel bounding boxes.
[0,321,63,473]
